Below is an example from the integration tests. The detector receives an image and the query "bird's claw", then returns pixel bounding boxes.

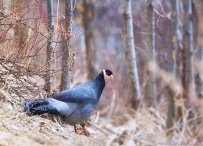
[74,125,78,134]
[81,124,90,137]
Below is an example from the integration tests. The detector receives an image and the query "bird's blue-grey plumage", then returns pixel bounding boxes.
[23,70,112,126]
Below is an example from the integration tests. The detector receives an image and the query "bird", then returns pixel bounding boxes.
[22,69,113,136]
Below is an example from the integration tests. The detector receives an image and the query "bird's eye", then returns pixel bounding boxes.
[105,71,111,76]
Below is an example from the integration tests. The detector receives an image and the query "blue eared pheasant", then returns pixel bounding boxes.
[23,69,113,136]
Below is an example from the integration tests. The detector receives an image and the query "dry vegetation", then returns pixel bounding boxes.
[0,0,203,146]
[0,62,202,146]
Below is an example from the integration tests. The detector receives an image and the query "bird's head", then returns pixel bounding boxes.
[103,69,113,82]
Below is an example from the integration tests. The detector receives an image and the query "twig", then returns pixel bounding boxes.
[88,122,109,136]
[134,137,155,146]
[0,121,10,132]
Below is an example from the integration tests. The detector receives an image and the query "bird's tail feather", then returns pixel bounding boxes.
[22,99,58,116]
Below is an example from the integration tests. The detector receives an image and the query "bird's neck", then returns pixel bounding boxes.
[94,73,106,101]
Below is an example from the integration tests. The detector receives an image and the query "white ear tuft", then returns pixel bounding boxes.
[103,70,106,77]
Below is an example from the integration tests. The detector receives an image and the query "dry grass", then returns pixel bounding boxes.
[0,63,203,146]
[0,102,102,146]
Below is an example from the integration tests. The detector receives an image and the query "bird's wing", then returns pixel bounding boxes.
[52,83,95,104]
[48,98,78,116]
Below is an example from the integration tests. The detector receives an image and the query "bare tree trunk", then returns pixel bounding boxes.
[13,0,29,59]
[80,32,86,73]
[193,1,203,141]
[195,0,203,98]
[45,0,54,95]
[0,0,11,50]
[166,0,179,133]
[83,0,95,80]
[122,0,141,110]
[183,0,195,99]
[146,0,156,108]
[3,0,10,14]
[60,0,74,91]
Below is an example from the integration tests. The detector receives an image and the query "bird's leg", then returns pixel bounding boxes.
[74,125,78,133]
[81,123,90,137]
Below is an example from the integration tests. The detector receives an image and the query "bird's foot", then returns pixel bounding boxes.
[81,124,90,137]
[74,125,78,134]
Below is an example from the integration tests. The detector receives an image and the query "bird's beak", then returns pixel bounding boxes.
[110,75,114,79]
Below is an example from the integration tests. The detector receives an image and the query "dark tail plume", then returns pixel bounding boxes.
[23,99,58,116]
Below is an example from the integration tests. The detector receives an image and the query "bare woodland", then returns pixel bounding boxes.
[1,0,203,145]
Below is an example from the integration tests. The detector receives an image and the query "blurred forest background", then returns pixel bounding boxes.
[1,0,203,145]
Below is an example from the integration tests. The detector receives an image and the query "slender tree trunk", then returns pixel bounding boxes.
[60,0,74,91]
[146,0,156,108]
[81,32,86,72]
[193,1,203,141]
[13,0,29,59]
[166,0,179,133]
[183,0,195,99]
[122,0,141,110]
[2,0,9,17]
[45,0,54,95]
[83,0,95,80]
[1,0,10,50]
[195,0,203,98]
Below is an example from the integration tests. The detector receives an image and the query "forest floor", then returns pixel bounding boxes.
[0,90,131,146]
[0,63,127,146]
[0,63,201,146]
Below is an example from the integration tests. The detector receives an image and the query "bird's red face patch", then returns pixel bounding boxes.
[103,69,113,81]
[105,70,112,76]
